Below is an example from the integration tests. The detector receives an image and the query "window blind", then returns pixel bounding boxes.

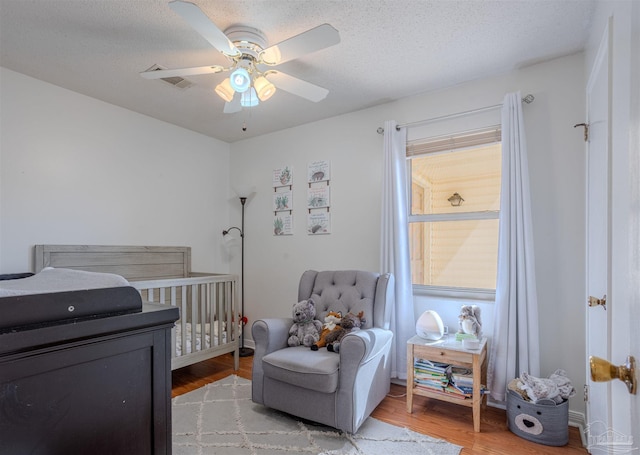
[407,126,501,157]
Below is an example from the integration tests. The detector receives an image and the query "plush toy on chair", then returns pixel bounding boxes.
[311,311,342,351]
[324,311,366,353]
[288,299,323,347]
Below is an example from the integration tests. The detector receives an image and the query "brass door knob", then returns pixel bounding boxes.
[589,355,637,395]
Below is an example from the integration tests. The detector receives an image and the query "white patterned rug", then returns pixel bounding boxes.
[173,375,461,455]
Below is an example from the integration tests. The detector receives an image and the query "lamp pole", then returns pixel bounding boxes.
[238,196,253,357]
[222,197,253,357]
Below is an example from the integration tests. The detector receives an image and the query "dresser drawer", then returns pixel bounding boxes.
[413,345,473,366]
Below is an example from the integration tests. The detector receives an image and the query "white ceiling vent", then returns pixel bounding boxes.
[146,64,193,90]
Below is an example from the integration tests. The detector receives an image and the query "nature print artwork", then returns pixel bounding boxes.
[307,160,330,183]
[307,186,330,209]
[274,213,293,236]
[272,165,294,235]
[273,166,293,187]
[308,212,330,235]
[273,189,293,211]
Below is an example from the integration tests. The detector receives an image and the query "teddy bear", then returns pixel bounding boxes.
[458,304,482,338]
[288,299,323,347]
[324,311,366,353]
[310,311,342,351]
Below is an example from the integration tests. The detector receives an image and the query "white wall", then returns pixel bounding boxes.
[231,53,587,417]
[0,68,232,273]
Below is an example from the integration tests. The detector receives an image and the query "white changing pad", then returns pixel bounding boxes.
[0,267,130,298]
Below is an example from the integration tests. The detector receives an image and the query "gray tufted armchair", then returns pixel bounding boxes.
[251,270,394,433]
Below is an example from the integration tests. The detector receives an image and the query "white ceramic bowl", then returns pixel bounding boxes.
[462,338,480,349]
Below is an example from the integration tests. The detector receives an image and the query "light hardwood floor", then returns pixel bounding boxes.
[172,354,588,455]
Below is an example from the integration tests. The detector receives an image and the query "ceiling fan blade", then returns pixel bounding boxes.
[168,0,240,57]
[268,71,329,102]
[140,65,225,79]
[259,24,340,66]
[223,93,242,114]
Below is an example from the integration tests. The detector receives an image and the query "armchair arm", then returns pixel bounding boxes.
[336,327,394,432]
[252,318,292,357]
[251,317,292,405]
[339,328,393,371]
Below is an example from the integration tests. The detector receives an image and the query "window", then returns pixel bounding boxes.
[408,127,501,293]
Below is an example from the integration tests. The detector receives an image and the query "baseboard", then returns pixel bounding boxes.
[568,410,587,447]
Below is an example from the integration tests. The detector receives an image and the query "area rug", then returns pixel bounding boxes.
[173,375,461,455]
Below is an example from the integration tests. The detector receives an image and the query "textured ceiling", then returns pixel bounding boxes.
[0,0,596,143]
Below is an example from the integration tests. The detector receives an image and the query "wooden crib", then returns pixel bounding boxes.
[34,244,239,370]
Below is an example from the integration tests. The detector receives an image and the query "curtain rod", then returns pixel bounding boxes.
[376,94,535,134]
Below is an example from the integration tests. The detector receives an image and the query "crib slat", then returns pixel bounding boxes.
[198,283,204,350]
[206,283,214,347]
[190,284,197,356]
[211,283,224,345]
[226,280,234,340]
[181,285,187,358]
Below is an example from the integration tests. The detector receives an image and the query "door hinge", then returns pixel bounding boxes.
[574,123,590,142]
[584,384,589,402]
[588,294,607,310]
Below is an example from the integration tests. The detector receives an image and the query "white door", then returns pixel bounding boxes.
[585,12,639,454]
[585,18,612,448]
[612,3,640,452]
[626,2,640,449]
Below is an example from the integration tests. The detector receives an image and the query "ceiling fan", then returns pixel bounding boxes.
[141,0,340,113]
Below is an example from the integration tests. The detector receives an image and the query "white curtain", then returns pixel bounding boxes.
[381,120,414,379]
[488,92,540,402]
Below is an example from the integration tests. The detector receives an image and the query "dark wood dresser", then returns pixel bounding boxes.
[0,294,179,455]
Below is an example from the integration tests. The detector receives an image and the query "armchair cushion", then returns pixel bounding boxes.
[262,346,340,393]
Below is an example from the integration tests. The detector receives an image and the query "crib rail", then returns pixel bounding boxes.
[131,273,239,370]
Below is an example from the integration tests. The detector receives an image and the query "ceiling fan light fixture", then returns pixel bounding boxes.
[260,47,282,66]
[240,87,259,107]
[230,68,251,92]
[151,2,341,115]
[254,76,276,101]
[215,77,235,102]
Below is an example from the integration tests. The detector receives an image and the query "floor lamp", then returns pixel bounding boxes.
[222,196,254,357]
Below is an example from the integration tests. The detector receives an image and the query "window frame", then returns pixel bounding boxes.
[407,126,501,299]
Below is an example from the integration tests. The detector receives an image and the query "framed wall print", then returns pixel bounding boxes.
[273,166,293,188]
[307,160,330,183]
[307,211,330,235]
[274,213,293,236]
[273,189,293,212]
[307,186,330,209]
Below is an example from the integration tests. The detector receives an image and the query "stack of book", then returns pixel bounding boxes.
[449,368,474,397]
[413,362,487,400]
[413,359,451,392]
[449,367,487,397]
